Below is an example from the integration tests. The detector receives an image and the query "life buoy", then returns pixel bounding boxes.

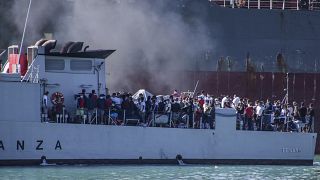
[51,92,64,105]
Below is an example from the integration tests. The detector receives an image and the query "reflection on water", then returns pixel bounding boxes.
[0,157,320,179]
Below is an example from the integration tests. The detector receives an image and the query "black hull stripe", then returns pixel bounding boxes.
[0,159,313,166]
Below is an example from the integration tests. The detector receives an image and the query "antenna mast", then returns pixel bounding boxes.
[17,0,33,74]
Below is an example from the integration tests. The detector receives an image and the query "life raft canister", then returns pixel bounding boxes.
[51,92,64,105]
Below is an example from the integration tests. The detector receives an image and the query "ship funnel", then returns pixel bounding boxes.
[67,42,84,53]
[34,39,48,46]
[27,46,38,66]
[60,41,74,54]
[42,40,57,53]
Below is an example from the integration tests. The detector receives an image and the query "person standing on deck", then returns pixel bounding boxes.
[97,95,106,124]
[137,96,146,124]
[307,103,315,132]
[298,102,308,132]
[42,91,49,122]
[255,101,265,131]
[221,95,229,108]
[244,102,254,131]
[232,95,240,109]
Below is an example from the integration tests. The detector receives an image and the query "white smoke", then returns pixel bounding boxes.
[9,0,66,46]
[9,0,216,93]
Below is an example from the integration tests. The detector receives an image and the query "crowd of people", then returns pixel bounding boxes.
[72,89,215,129]
[230,96,314,132]
[41,89,315,133]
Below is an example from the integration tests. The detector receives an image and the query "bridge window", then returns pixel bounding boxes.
[45,59,65,71]
[70,60,92,71]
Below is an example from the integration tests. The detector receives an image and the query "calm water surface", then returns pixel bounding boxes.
[1,157,320,180]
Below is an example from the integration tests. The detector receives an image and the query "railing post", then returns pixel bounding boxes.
[282,0,285,10]
[270,0,273,9]
[65,114,68,123]
[248,0,250,9]
[258,0,261,9]
[192,112,195,128]
[123,110,126,126]
[232,0,235,8]
[83,114,87,124]
[169,112,173,128]
[95,108,98,124]
[312,118,314,133]
[224,0,226,7]
[152,112,155,127]
[62,107,65,123]
[296,0,299,10]
[309,0,311,10]
[108,108,111,125]
[186,115,189,128]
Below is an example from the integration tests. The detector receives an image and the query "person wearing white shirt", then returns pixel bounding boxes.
[221,96,228,108]
[205,94,213,106]
[256,102,265,130]
[42,91,49,122]
[137,97,146,123]
[232,95,240,109]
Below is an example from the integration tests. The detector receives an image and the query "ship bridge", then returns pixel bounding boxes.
[0,39,115,122]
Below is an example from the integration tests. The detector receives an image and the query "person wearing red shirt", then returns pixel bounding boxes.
[198,97,205,108]
[244,102,254,130]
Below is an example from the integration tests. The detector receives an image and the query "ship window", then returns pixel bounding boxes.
[45,59,65,71]
[70,60,92,71]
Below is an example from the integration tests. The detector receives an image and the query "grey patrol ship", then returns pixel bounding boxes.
[0,40,317,166]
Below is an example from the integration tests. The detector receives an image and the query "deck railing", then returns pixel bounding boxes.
[210,0,320,10]
[0,50,7,73]
[44,106,314,133]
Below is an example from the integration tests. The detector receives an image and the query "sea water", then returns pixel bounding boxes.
[0,157,320,180]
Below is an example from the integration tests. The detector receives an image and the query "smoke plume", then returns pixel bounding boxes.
[7,0,215,94]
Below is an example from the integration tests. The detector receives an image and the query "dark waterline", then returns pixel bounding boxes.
[0,156,320,179]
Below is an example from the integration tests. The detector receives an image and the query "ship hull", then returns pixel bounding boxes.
[0,121,316,166]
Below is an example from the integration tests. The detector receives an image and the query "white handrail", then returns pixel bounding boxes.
[0,50,7,72]
[309,0,311,10]
[26,65,34,82]
[0,49,6,59]
[4,61,8,72]
[33,65,39,83]
[1,60,8,73]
